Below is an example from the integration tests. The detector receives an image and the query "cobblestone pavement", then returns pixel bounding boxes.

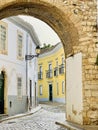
[0,102,67,130]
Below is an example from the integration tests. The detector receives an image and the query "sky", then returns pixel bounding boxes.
[19,15,60,47]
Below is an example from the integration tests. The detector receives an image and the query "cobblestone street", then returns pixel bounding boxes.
[0,102,66,130]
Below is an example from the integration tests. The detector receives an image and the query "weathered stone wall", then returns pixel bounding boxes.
[70,0,98,125]
[0,0,97,125]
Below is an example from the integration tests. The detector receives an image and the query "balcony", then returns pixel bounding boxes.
[46,70,53,78]
[59,64,64,74]
[54,67,58,76]
[38,72,43,80]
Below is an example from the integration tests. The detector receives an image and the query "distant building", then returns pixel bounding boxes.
[0,16,40,116]
[38,43,65,103]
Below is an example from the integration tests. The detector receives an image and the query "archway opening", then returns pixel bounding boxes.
[1,14,66,115]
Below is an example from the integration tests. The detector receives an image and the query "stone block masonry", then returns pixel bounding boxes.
[0,0,97,125]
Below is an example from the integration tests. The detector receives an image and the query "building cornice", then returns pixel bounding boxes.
[6,16,41,46]
[39,42,63,58]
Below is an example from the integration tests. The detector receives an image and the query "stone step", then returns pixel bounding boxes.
[55,121,98,130]
[0,114,9,120]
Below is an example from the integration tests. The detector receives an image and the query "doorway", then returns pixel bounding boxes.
[49,84,53,101]
[0,72,4,114]
[30,80,32,108]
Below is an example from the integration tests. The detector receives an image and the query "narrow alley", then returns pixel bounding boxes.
[0,102,66,130]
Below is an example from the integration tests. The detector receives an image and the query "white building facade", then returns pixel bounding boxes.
[0,16,40,116]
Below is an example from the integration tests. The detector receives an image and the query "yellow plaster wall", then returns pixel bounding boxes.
[38,45,65,101]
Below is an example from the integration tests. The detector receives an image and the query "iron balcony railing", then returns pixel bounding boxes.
[46,70,53,78]
[54,67,58,76]
[38,72,43,79]
[59,64,65,74]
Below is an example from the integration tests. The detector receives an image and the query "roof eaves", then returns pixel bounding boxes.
[6,16,41,46]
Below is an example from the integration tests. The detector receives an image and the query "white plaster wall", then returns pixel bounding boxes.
[0,19,38,97]
[3,19,27,61]
[66,53,83,125]
[0,59,26,95]
[27,36,38,97]
[0,19,27,96]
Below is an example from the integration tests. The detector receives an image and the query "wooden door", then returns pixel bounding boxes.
[0,72,4,114]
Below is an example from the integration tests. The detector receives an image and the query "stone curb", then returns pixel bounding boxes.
[55,121,98,130]
[55,121,84,130]
[0,105,41,123]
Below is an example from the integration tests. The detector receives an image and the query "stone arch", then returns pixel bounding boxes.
[0,0,81,56]
[0,0,97,126]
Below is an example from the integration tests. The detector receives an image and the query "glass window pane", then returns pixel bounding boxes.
[17,33,23,58]
[17,77,22,98]
[0,25,6,51]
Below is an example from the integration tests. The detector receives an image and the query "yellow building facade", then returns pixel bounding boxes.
[38,43,65,103]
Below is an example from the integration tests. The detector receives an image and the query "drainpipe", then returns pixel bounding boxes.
[35,82,36,107]
[34,57,38,107]
[26,34,29,111]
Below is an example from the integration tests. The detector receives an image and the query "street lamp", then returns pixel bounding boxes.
[25,45,40,60]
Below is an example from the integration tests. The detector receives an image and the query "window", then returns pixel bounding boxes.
[0,25,6,50]
[57,82,59,95]
[62,81,65,94]
[59,64,64,74]
[49,63,52,77]
[49,63,52,70]
[0,22,8,54]
[39,85,42,95]
[56,61,58,67]
[62,56,64,64]
[17,31,23,59]
[39,66,42,73]
[54,60,58,76]
[38,66,43,79]
[59,57,65,74]
[46,63,53,78]
[54,67,58,76]
[17,77,22,98]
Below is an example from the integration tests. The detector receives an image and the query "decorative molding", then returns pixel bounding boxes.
[6,16,41,46]
[39,43,63,58]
